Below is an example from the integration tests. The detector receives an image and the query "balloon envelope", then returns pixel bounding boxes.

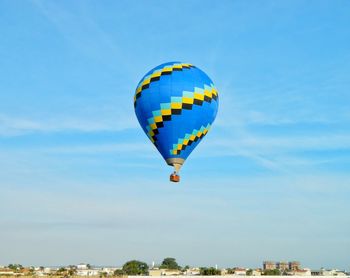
[134,61,219,169]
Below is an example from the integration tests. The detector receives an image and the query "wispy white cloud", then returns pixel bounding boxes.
[0,114,138,136]
[215,51,350,129]
[208,60,350,172]
[216,88,339,128]
[198,126,350,171]
[41,142,152,155]
[209,133,350,154]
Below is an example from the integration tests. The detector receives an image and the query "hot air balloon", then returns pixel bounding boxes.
[134,62,219,182]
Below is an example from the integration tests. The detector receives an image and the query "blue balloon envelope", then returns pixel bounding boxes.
[134,62,219,180]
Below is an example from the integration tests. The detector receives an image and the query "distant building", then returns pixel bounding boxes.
[101,267,119,275]
[292,268,311,276]
[34,267,52,275]
[252,269,262,276]
[311,269,322,276]
[77,263,89,270]
[76,269,99,276]
[184,267,200,276]
[289,261,300,271]
[263,261,276,270]
[276,262,289,271]
[149,269,182,276]
[263,260,302,272]
[234,268,247,276]
[335,271,348,276]
[149,269,162,276]
[315,268,348,276]
[0,269,15,276]
[44,267,52,274]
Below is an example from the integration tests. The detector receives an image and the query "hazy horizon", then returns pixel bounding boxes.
[0,0,349,270]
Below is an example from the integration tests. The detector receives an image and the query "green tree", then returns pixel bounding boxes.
[182,265,190,272]
[29,267,35,275]
[68,266,77,276]
[160,258,181,270]
[114,269,126,276]
[8,264,23,271]
[263,269,281,276]
[246,269,253,276]
[56,267,67,275]
[122,260,149,275]
[200,267,221,275]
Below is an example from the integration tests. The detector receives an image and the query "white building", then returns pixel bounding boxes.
[292,269,311,276]
[234,268,247,276]
[76,269,100,276]
[319,269,348,276]
[0,270,15,276]
[77,264,89,270]
[252,270,261,276]
[101,267,119,275]
[184,268,200,276]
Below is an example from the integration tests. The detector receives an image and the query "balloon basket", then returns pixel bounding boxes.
[170,173,180,182]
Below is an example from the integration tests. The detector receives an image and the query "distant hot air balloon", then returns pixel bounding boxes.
[134,62,219,182]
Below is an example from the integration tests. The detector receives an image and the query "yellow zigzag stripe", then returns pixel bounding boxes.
[134,63,193,105]
[170,124,211,155]
[146,84,218,143]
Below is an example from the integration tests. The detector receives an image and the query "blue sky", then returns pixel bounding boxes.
[1,0,350,270]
